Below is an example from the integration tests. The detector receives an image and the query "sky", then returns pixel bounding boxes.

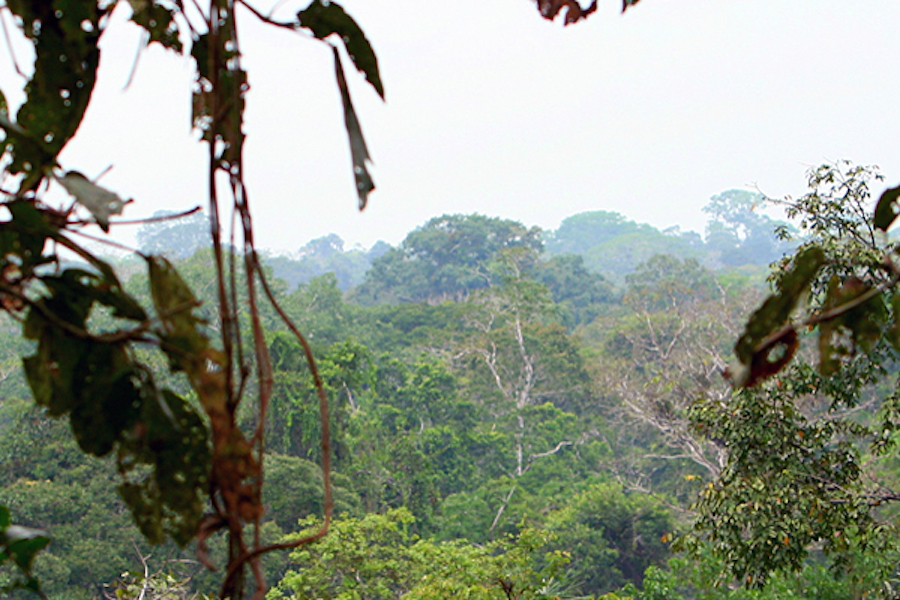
[3,0,900,253]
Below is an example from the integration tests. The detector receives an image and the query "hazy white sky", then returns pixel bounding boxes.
[3,0,900,253]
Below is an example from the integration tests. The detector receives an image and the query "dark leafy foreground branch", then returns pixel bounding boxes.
[728,171,900,388]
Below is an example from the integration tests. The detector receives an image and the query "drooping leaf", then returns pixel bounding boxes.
[873,184,900,232]
[535,0,598,25]
[298,0,384,99]
[146,255,229,416]
[68,343,142,456]
[332,48,375,210]
[128,0,183,52]
[23,321,86,416]
[55,171,130,232]
[21,268,145,427]
[147,255,207,369]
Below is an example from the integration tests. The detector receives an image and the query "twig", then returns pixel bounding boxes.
[0,9,24,77]
[111,206,202,226]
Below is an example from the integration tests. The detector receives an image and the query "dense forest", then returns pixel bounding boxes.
[3,0,900,598]
[6,172,900,599]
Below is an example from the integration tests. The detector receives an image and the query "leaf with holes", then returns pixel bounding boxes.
[5,0,100,190]
[118,387,210,546]
[730,246,825,386]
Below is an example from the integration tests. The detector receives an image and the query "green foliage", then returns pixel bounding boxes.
[688,379,886,586]
[624,255,719,313]
[530,254,617,328]
[689,164,900,590]
[0,504,50,597]
[352,214,543,304]
[263,235,376,291]
[271,509,569,600]
[545,482,674,595]
[546,211,703,278]
[729,162,900,387]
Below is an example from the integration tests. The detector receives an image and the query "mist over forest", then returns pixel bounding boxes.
[10,174,900,599]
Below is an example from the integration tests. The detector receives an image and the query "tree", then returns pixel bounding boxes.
[0,0,393,595]
[685,162,900,592]
[702,190,794,268]
[262,235,377,292]
[269,508,569,600]
[351,214,543,304]
[545,211,703,278]
[530,253,617,328]
[137,210,212,260]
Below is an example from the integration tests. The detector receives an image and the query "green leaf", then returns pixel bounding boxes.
[146,255,208,371]
[731,246,825,386]
[68,343,142,456]
[298,0,384,99]
[5,0,101,189]
[128,0,183,52]
[818,277,888,376]
[118,387,210,546]
[5,529,50,572]
[873,184,900,232]
[332,48,375,210]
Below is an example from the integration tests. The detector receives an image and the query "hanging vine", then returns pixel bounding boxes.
[0,0,384,597]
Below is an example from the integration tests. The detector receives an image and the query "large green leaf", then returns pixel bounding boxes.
[118,387,210,546]
[298,0,384,99]
[5,0,101,190]
[731,246,825,386]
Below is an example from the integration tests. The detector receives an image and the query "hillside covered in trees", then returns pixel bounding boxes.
[7,169,900,599]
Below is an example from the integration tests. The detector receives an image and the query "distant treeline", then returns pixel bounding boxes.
[138,189,794,293]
